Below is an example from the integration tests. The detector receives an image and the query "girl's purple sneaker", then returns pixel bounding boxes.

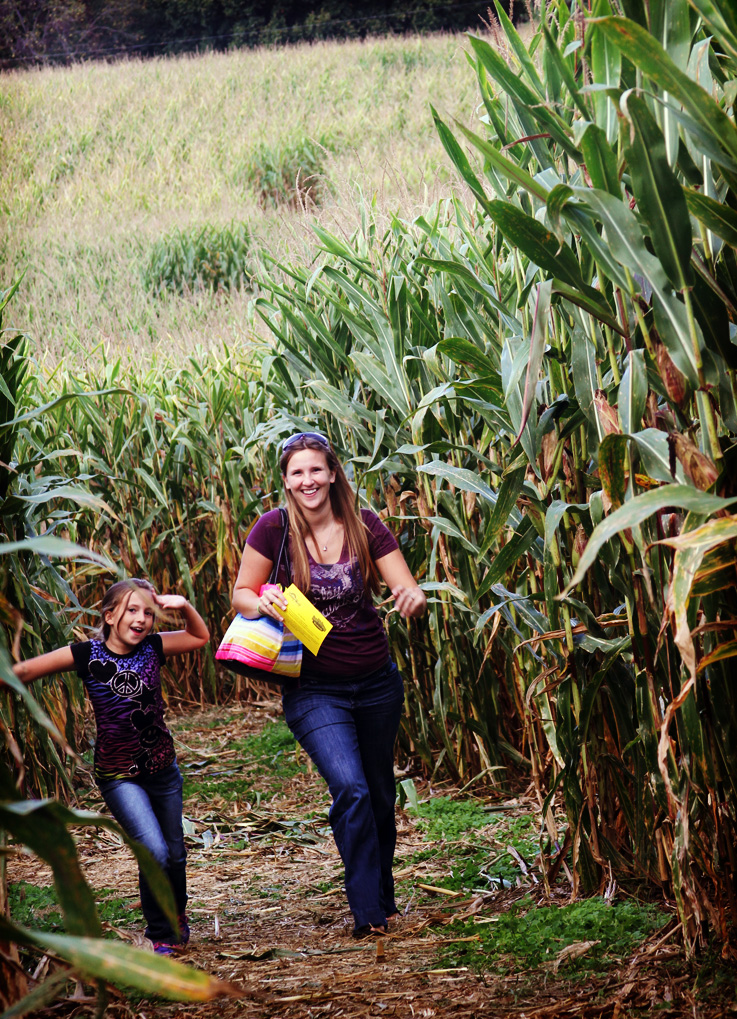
[152,941,175,956]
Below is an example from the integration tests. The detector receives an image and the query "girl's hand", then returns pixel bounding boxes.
[391,585,426,619]
[155,594,189,611]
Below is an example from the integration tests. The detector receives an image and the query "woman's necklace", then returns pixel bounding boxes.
[318,518,336,552]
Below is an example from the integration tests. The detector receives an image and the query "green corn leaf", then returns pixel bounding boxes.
[468,34,581,160]
[562,486,737,594]
[595,15,737,169]
[431,106,494,214]
[436,336,499,376]
[350,352,408,416]
[429,517,481,556]
[0,651,67,746]
[685,187,737,248]
[476,517,540,603]
[690,271,737,371]
[598,434,629,510]
[479,467,526,556]
[487,200,584,291]
[561,203,631,293]
[619,349,647,434]
[630,428,685,484]
[0,917,237,1002]
[576,187,701,384]
[589,0,622,144]
[452,121,550,203]
[578,644,630,747]
[0,275,24,314]
[551,279,623,333]
[546,184,574,246]
[575,121,620,196]
[686,0,737,62]
[691,543,737,596]
[15,485,122,522]
[542,23,591,121]
[515,280,552,445]
[491,0,546,98]
[570,325,601,436]
[416,461,497,504]
[656,513,737,555]
[621,92,693,291]
[322,267,412,411]
[502,337,539,471]
[1,800,179,935]
[312,224,374,274]
[0,535,115,569]
[416,257,508,316]
[2,389,133,428]
[0,801,101,936]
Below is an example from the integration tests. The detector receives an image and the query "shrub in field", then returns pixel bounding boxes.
[240,134,334,208]
[143,222,254,294]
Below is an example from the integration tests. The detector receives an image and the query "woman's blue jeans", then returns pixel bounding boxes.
[283,659,404,932]
[98,762,187,943]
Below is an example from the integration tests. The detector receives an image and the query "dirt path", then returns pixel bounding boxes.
[7,701,730,1018]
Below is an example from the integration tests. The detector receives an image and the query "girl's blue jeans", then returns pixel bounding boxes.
[283,658,404,932]
[98,762,187,943]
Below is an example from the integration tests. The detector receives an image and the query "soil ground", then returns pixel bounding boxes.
[6,700,735,1018]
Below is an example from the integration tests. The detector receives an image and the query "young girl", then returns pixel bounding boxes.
[8,579,209,955]
[232,432,426,938]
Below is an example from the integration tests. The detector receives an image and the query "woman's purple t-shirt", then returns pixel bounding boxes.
[246,508,398,681]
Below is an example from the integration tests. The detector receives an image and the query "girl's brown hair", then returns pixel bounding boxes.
[279,435,381,596]
[96,579,157,640]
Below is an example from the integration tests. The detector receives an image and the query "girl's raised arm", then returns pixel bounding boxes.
[157,595,210,657]
[11,646,76,685]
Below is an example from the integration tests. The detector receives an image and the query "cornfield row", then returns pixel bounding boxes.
[2,0,737,958]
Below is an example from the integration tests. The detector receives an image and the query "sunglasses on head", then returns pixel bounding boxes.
[281,432,330,451]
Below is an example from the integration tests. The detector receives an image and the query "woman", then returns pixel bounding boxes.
[232,432,426,937]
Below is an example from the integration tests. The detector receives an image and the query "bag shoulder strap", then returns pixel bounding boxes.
[269,507,292,586]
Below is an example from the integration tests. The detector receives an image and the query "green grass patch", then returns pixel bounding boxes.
[181,718,304,801]
[410,798,542,891]
[239,134,334,208]
[441,895,666,975]
[414,796,492,841]
[143,221,253,294]
[9,882,141,933]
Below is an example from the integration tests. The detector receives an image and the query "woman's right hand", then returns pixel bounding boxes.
[257,585,288,621]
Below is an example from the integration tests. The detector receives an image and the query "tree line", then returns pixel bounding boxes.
[0,0,531,68]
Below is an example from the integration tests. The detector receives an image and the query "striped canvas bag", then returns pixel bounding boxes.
[215,509,302,681]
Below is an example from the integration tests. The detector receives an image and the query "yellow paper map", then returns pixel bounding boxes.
[280,584,333,656]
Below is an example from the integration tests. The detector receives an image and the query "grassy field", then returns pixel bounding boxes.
[0,31,490,363]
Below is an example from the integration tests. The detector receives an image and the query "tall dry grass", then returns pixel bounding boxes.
[0,32,487,363]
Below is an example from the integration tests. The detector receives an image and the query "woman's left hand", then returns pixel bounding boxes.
[391,585,427,619]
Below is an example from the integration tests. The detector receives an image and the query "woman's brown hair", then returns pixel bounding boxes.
[96,579,157,640]
[279,435,381,596]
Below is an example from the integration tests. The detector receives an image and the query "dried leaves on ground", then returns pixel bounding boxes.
[6,702,735,1018]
